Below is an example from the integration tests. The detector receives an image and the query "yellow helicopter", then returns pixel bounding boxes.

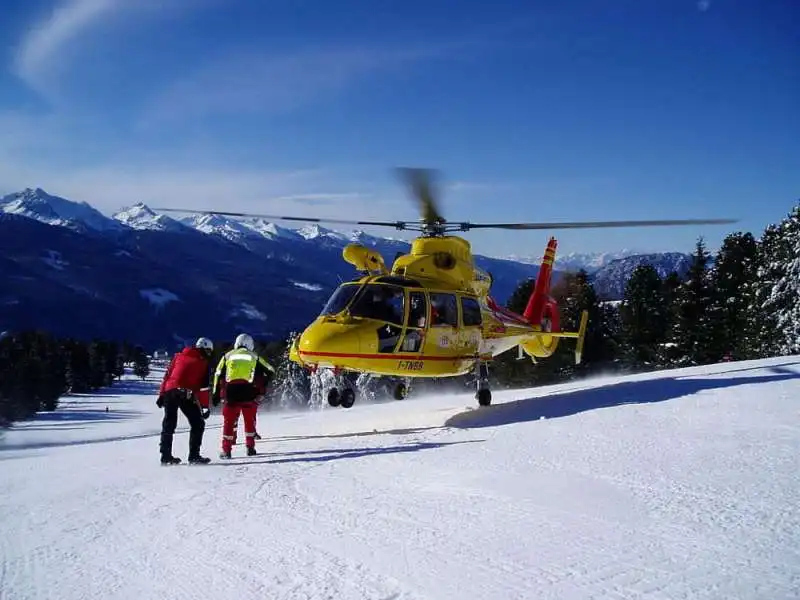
[157,168,736,408]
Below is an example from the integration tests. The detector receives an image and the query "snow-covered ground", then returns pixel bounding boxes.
[1,357,799,599]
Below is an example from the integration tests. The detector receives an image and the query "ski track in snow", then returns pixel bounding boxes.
[1,357,799,599]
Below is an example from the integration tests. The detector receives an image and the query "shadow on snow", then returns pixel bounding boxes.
[267,426,441,443]
[0,423,223,452]
[208,439,481,466]
[444,365,800,429]
[24,409,144,423]
[69,377,158,398]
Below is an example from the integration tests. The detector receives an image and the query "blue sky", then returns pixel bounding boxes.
[0,0,797,259]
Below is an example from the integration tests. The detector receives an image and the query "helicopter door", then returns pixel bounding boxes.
[424,292,460,358]
[399,290,427,352]
[458,295,483,355]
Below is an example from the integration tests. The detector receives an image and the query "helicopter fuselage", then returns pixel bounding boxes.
[288,278,548,378]
[288,235,574,379]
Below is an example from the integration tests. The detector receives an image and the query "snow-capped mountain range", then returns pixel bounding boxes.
[0,188,691,347]
[3,187,128,234]
[506,250,641,273]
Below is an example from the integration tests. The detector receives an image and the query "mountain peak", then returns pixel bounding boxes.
[297,223,348,241]
[179,212,261,243]
[245,218,303,240]
[1,187,125,233]
[112,203,185,232]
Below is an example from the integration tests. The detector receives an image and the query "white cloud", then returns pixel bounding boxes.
[13,0,121,96]
[12,0,217,100]
[139,43,451,126]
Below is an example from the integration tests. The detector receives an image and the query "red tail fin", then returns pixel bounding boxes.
[523,237,557,325]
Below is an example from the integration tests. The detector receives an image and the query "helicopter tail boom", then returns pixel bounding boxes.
[515,237,588,364]
[522,236,557,327]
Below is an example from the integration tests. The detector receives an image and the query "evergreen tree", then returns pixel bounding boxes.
[133,347,150,380]
[0,331,143,427]
[707,232,760,361]
[567,269,612,376]
[756,204,800,356]
[0,336,14,426]
[104,340,124,382]
[32,331,66,411]
[660,271,683,365]
[120,341,141,366]
[774,233,800,355]
[599,301,623,368]
[669,238,716,366]
[619,264,667,370]
[65,340,92,393]
[88,340,108,389]
[506,278,535,315]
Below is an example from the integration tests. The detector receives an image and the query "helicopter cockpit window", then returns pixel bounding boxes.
[429,293,458,327]
[320,284,359,316]
[348,284,405,326]
[408,291,427,327]
[461,296,482,326]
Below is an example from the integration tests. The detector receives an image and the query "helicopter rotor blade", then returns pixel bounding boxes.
[152,207,407,229]
[460,218,738,230]
[395,167,445,225]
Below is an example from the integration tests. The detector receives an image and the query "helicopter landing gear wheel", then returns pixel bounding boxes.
[327,388,341,407]
[393,381,408,400]
[474,360,492,407]
[340,387,355,408]
[476,388,492,406]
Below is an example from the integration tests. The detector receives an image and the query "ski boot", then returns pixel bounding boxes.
[188,454,211,465]
[219,451,232,459]
[161,455,181,466]
[247,447,257,456]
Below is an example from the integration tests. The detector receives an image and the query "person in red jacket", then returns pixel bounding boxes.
[157,337,214,465]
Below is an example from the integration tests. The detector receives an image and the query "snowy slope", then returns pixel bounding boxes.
[1,357,799,599]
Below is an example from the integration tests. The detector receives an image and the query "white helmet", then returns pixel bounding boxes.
[195,337,214,352]
[234,333,254,351]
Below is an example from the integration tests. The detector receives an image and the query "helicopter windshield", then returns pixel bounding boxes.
[349,283,405,326]
[320,283,359,316]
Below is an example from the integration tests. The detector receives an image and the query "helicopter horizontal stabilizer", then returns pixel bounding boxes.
[541,309,589,364]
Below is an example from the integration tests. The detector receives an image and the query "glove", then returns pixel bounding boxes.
[201,409,210,420]
[156,394,164,408]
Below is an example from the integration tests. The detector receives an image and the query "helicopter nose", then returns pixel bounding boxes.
[297,320,362,362]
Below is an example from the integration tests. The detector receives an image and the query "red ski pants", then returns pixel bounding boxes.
[222,402,257,453]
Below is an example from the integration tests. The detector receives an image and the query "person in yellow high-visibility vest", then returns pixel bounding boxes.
[212,333,275,458]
